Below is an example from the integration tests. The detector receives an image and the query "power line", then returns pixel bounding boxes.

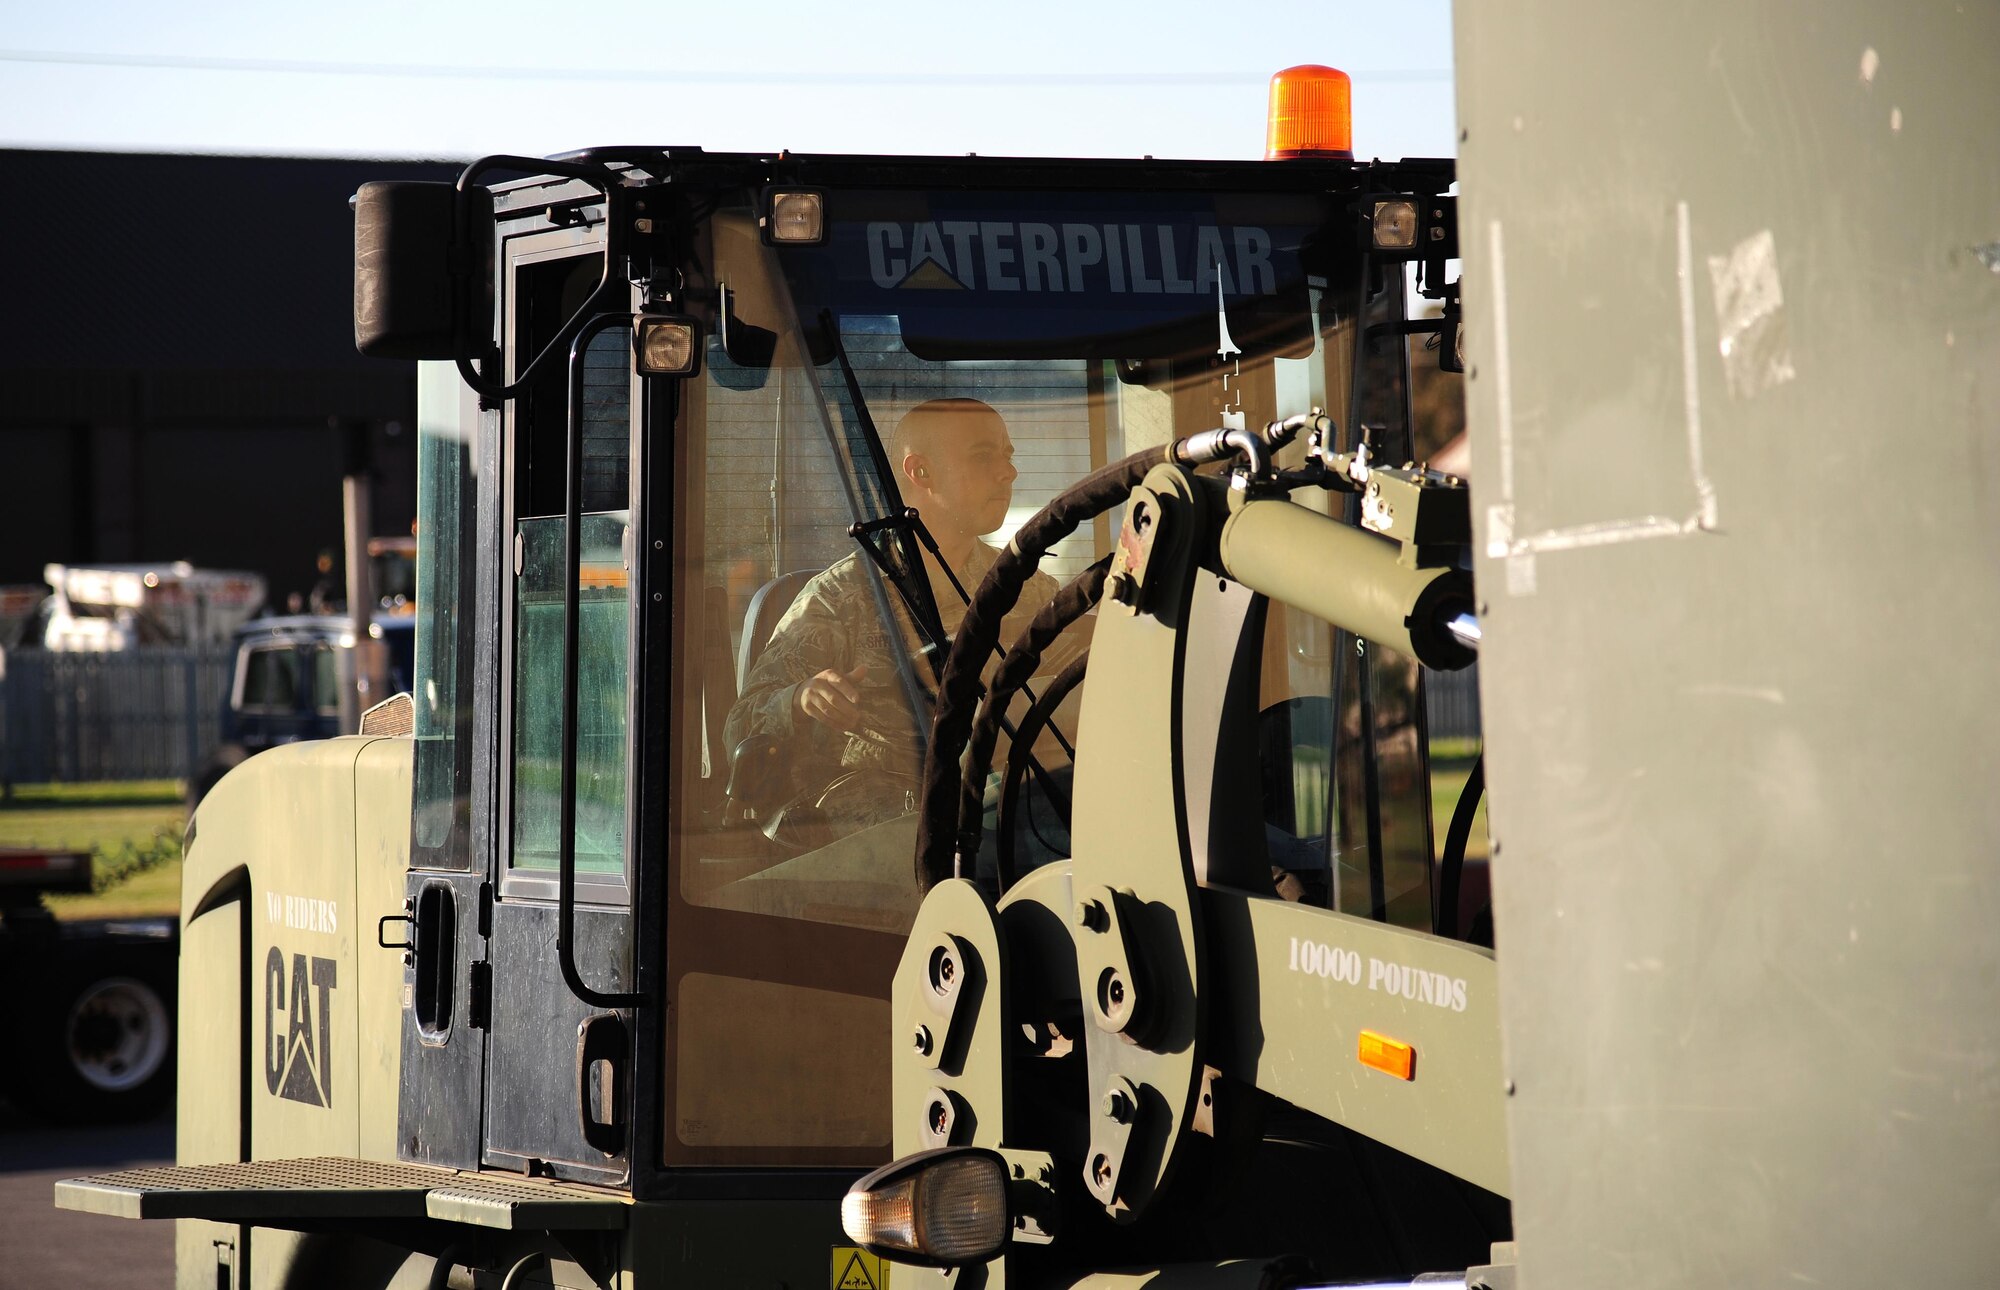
[0,48,1451,87]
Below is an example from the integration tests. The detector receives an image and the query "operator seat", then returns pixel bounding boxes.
[724,567,821,825]
[735,569,820,692]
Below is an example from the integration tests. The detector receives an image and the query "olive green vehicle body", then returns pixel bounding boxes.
[84,734,855,1289]
[876,451,1508,1289]
[169,737,410,1287]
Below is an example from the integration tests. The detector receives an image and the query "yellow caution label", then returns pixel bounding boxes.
[831,1246,889,1290]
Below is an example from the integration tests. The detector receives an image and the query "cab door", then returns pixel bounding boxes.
[396,361,490,1170]
[482,230,641,1184]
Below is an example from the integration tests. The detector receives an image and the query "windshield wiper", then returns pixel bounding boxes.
[820,311,951,653]
[848,508,1077,768]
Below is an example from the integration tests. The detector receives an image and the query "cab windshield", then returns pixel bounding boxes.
[662,182,1433,1163]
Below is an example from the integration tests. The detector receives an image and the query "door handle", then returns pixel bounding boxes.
[377,903,414,952]
[575,1012,629,1157]
[554,313,643,1011]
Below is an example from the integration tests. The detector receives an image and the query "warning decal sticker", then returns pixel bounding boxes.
[831,1246,888,1290]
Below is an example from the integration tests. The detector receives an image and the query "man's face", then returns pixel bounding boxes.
[913,413,1018,538]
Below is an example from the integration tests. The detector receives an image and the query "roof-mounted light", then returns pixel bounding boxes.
[1265,64,1353,161]
[1372,199,1420,250]
[766,189,825,243]
[634,315,701,377]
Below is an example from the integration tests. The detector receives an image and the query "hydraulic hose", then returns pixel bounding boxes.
[915,445,1171,889]
[995,649,1093,891]
[956,554,1112,856]
[1436,753,1484,940]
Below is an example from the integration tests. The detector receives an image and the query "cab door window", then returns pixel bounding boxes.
[503,251,635,888]
[510,511,629,875]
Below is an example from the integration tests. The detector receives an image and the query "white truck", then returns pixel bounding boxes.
[41,562,266,651]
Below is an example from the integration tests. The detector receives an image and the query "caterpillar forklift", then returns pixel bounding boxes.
[56,1,2000,1286]
[58,56,1482,1289]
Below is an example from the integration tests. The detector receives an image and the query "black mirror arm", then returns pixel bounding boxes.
[450,155,630,406]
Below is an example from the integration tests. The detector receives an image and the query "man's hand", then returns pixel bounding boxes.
[796,664,869,731]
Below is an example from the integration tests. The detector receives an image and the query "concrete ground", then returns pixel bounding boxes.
[0,1100,173,1289]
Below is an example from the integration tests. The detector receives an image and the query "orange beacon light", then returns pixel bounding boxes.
[1265,64,1354,161]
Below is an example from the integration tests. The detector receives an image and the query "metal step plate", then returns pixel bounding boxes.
[54,1157,444,1222]
[424,1172,627,1230]
[54,1157,628,1231]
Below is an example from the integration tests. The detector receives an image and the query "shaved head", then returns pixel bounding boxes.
[892,397,1018,551]
[892,397,1004,468]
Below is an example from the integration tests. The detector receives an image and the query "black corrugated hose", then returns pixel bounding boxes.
[955,553,1113,861]
[995,649,1093,891]
[1435,753,1484,940]
[915,445,1172,889]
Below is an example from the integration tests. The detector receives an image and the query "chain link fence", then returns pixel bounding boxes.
[0,648,233,785]
[1425,663,1482,744]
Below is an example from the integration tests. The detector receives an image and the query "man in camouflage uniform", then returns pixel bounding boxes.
[725,398,1077,838]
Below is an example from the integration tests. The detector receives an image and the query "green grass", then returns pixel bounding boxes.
[1429,737,1482,768]
[1430,761,1490,862]
[4,778,183,806]
[44,858,184,920]
[0,782,186,921]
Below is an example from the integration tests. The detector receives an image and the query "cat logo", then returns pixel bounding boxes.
[264,947,338,1108]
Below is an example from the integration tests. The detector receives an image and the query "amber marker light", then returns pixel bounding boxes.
[1265,64,1353,161]
[1357,1029,1415,1080]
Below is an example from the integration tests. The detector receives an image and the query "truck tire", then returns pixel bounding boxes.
[6,947,176,1122]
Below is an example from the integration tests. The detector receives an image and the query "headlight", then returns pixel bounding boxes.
[634,315,700,376]
[841,1147,1010,1268]
[768,190,825,243]
[1372,199,1419,250]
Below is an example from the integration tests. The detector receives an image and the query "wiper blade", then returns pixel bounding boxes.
[848,506,1077,769]
[822,310,948,651]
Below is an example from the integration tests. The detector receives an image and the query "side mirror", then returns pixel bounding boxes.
[1112,356,1161,388]
[353,180,491,360]
[719,285,779,368]
[708,286,777,391]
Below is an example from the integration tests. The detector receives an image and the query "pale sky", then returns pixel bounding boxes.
[0,0,1455,162]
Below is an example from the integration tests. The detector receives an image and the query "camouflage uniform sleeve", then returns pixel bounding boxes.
[1017,567,1061,622]
[722,574,849,755]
